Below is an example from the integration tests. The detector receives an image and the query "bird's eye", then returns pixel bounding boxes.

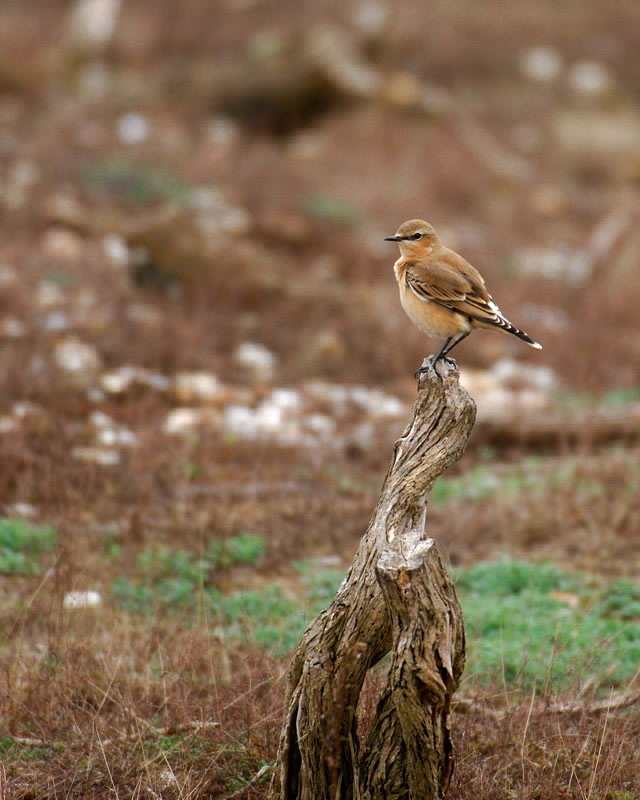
[412,232,423,240]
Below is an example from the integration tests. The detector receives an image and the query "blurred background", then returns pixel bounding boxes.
[1,1,640,797]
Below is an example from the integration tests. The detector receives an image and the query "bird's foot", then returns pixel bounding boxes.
[415,356,442,381]
[414,355,457,381]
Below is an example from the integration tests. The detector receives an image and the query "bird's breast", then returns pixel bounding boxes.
[394,259,471,339]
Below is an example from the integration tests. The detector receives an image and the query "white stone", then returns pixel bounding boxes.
[12,402,40,418]
[97,427,138,447]
[138,370,170,391]
[117,112,150,145]
[254,402,283,433]
[103,234,129,267]
[54,338,102,375]
[100,367,136,394]
[89,411,113,428]
[63,590,102,609]
[235,342,277,380]
[42,311,70,332]
[164,408,202,435]
[5,502,38,517]
[567,61,613,95]
[268,388,302,411]
[69,0,121,48]
[174,372,221,402]
[223,404,257,438]
[519,47,563,83]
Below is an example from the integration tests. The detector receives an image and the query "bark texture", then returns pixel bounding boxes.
[271,358,476,800]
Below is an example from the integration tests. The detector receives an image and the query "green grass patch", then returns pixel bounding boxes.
[456,559,640,690]
[0,517,57,576]
[111,537,341,655]
[112,542,640,690]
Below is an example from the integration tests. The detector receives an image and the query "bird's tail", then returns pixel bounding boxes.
[500,318,542,349]
[470,302,543,349]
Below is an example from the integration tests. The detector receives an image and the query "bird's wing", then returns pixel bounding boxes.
[405,258,504,325]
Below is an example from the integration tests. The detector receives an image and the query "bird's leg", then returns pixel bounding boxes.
[415,331,470,380]
[415,337,453,380]
[439,330,470,366]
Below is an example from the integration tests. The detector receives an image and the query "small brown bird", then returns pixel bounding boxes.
[385,219,542,376]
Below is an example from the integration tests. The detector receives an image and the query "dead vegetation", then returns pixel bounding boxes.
[0,0,640,797]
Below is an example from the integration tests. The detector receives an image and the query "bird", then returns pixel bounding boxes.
[384,219,542,377]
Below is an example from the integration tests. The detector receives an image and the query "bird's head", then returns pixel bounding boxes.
[384,219,440,257]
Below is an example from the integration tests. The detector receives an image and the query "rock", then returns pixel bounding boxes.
[42,311,70,332]
[100,366,170,394]
[53,337,102,383]
[519,47,563,83]
[96,427,137,447]
[103,234,129,267]
[67,0,121,52]
[89,411,137,446]
[116,112,150,144]
[268,388,303,412]
[567,61,614,96]
[223,405,256,438]
[163,407,221,435]
[63,590,102,609]
[5,502,38,518]
[174,372,222,403]
[235,342,277,381]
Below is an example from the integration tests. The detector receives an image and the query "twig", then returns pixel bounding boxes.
[454,687,640,718]
[550,689,640,716]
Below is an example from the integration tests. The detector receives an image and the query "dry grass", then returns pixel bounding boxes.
[0,0,639,796]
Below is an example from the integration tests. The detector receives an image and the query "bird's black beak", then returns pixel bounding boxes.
[384,235,403,242]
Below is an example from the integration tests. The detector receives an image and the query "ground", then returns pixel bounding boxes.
[0,1,639,798]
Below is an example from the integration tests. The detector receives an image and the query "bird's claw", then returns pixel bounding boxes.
[414,355,457,382]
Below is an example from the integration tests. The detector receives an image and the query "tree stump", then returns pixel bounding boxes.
[271,359,477,800]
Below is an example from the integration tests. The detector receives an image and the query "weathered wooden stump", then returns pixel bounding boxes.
[271,358,477,800]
